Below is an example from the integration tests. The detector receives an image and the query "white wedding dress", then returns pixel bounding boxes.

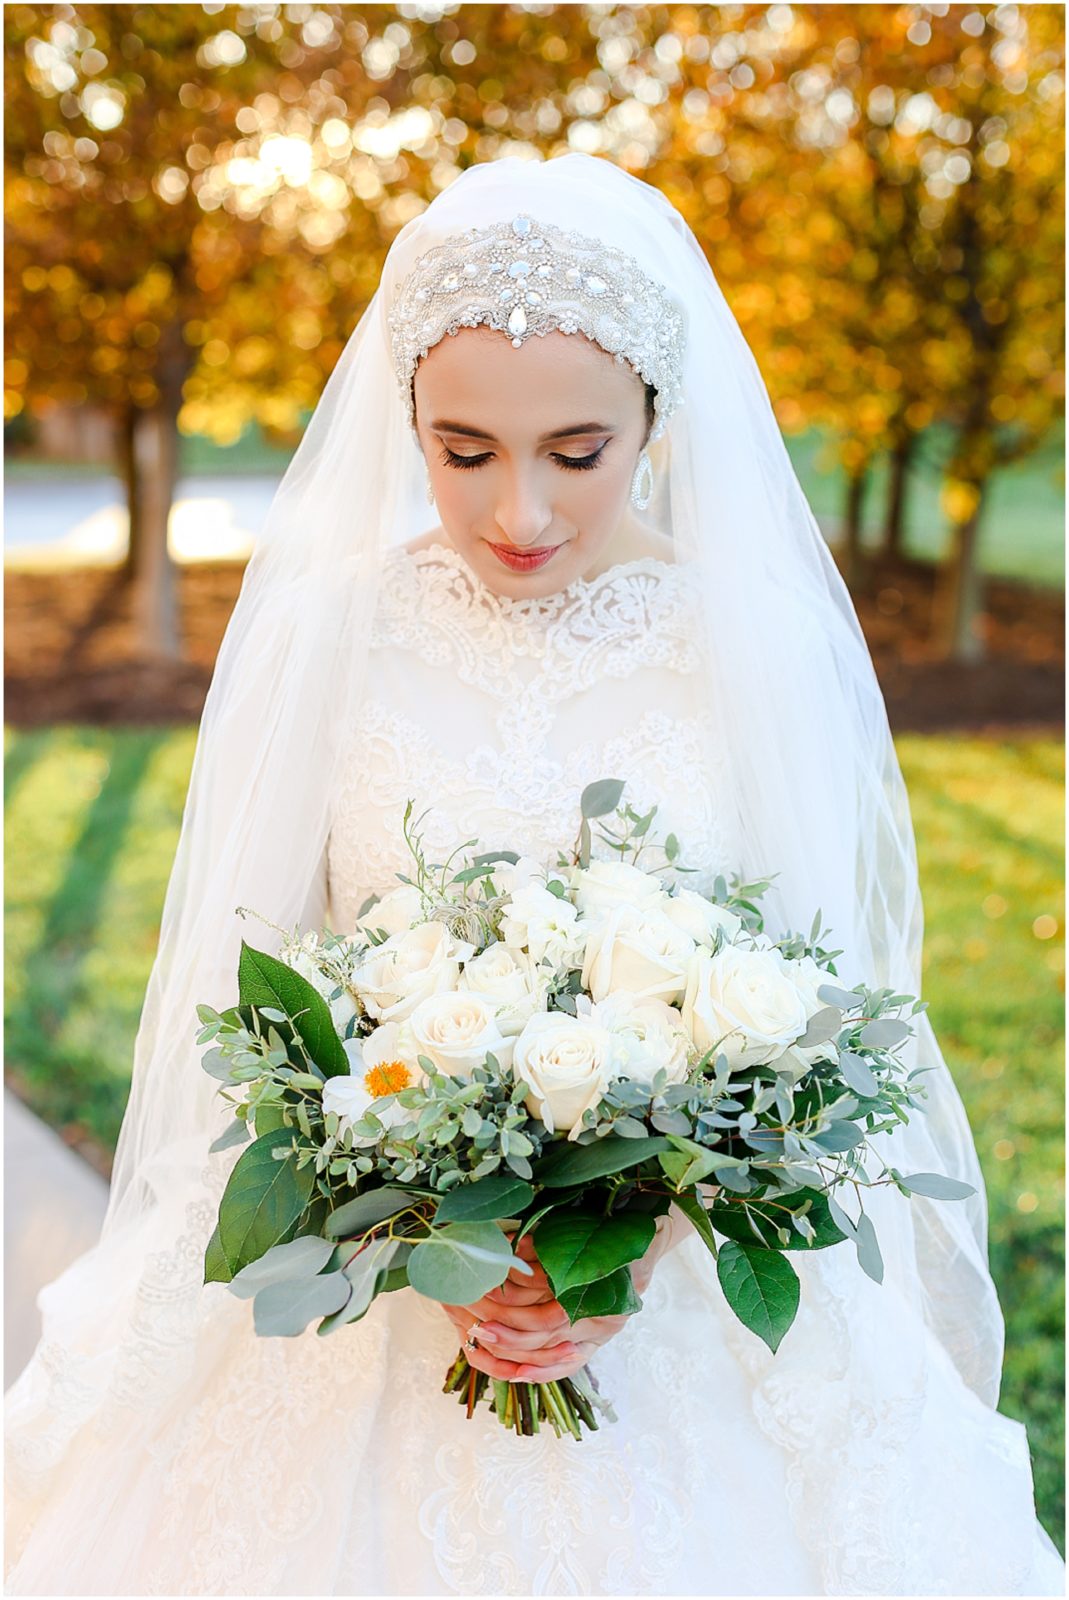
[5,543,1063,1597]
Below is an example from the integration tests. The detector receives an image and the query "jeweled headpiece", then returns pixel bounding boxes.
[387,213,687,440]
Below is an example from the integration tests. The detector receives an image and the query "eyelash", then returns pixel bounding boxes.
[438,444,608,473]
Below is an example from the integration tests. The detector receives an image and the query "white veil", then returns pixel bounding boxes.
[9,153,1004,1470]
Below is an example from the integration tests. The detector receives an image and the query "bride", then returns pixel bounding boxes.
[5,153,1063,1596]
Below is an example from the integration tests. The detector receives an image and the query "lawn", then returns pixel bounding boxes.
[4,724,1064,1548]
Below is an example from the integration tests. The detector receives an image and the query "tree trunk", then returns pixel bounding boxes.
[880,431,916,561]
[118,405,141,584]
[932,478,988,663]
[120,319,188,660]
[839,463,868,591]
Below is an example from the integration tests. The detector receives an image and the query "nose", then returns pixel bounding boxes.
[493,466,554,548]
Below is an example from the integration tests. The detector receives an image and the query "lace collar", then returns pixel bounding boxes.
[383,539,691,624]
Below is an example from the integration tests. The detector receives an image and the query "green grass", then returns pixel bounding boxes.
[3,725,1064,1547]
[6,419,1064,587]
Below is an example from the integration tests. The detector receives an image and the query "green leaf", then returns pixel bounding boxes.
[534,1134,672,1188]
[317,1239,402,1334]
[898,1171,977,1201]
[216,1127,315,1275]
[858,1018,911,1049]
[203,1222,233,1284]
[325,1187,423,1238]
[434,1174,535,1224]
[716,1240,800,1353]
[810,1121,865,1153]
[533,1209,655,1296]
[854,1211,884,1283]
[659,1134,723,1189]
[838,1050,879,1098]
[209,1117,251,1154]
[237,941,349,1077]
[558,1264,642,1321]
[671,1190,719,1259]
[580,778,626,818]
[252,1270,351,1337]
[708,1188,847,1252]
[254,1101,288,1136]
[406,1222,516,1304]
[228,1235,336,1299]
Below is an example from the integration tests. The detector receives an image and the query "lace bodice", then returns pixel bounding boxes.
[326,542,737,928]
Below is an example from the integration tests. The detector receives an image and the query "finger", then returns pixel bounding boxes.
[510,1342,598,1384]
[462,1296,570,1335]
[462,1345,534,1381]
[476,1318,573,1352]
[485,1278,555,1307]
[488,1338,581,1370]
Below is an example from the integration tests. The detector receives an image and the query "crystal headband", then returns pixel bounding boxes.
[387,213,686,440]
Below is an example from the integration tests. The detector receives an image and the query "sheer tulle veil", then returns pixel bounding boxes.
[15,152,1003,1430]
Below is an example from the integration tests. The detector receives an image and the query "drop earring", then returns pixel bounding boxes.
[425,469,436,505]
[630,449,653,511]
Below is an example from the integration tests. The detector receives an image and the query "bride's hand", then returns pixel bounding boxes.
[441,1216,677,1384]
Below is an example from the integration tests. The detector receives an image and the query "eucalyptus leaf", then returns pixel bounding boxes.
[580,778,626,818]
[858,1018,911,1050]
[838,1050,879,1098]
[252,1270,351,1337]
[209,1117,252,1154]
[854,1211,884,1283]
[325,1188,423,1238]
[810,1121,865,1153]
[317,1240,401,1335]
[407,1222,515,1304]
[816,983,865,1010]
[795,1005,842,1048]
[229,1235,336,1299]
[716,1240,800,1354]
[898,1171,977,1201]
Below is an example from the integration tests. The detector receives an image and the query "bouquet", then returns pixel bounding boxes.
[198,779,975,1438]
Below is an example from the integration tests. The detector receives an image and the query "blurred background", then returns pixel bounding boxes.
[3,0,1064,1548]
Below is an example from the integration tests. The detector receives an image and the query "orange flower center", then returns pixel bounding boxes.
[364,1060,411,1097]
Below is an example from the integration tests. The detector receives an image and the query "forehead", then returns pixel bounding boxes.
[413,325,644,420]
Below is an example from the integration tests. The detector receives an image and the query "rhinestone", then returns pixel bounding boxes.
[536,264,553,277]
[489,261,503,274]
[507,305,528,337]
[508,261,531,277]
[441,273,459,291]
[462,262,480,278]
[499,287,513,302]
[525,291,542,305]
[585,275,608,295]
[511,215,532,235]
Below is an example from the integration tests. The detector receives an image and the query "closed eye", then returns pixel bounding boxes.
[438,443,609,472]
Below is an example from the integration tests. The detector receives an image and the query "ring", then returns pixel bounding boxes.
[465,1318,482,1351]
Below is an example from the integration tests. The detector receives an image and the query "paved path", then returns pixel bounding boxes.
[4,1090,109,1391]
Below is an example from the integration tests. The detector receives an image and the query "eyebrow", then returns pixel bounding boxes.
[430,420,615,442]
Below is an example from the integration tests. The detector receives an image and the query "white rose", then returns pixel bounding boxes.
[571,860,668,922]
[774,953,844,1074]
[352,922,474,1023]
[284,936,359,1034]
[488,855,547,897]
[354,884,425,941]
[409,990,516,1078]
[681,944,811,1070]
[499,883,585,970]
[458,943,548,1035]
[322,1023,422,1143]
[662,890,744,948]
[581,904,695,1005]
[589,992,690,1089]
[513,1011,615,1141]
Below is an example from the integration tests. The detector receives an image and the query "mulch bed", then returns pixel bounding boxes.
[4,555,1064,734]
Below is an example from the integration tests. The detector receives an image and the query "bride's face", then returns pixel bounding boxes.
[413,325,651,598]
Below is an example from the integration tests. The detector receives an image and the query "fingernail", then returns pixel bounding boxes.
[477,1324,500,1342]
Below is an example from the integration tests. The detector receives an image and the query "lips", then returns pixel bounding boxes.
[487,541,563,573]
